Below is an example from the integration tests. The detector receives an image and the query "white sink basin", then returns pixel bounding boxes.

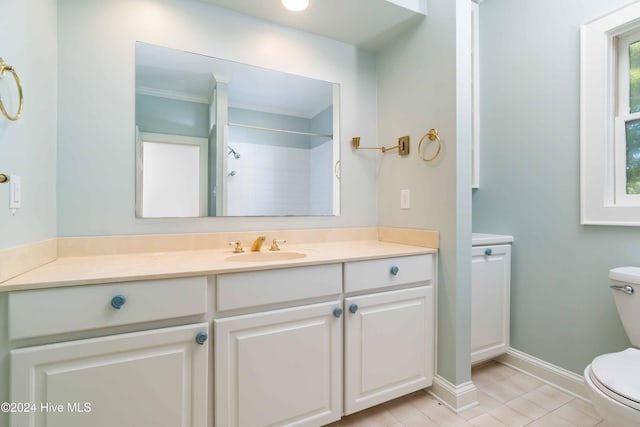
[225,251,307,262]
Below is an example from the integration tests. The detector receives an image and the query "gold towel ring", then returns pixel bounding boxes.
[0,58,24,121]
[418,128,442,162]
[334,160,341,179]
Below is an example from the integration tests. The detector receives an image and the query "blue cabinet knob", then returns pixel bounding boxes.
[484,248,493,256]
[390,265,399,276]
[195,332,208,345]
[333,307,343,318]
[349,304,359,314]
[110,294,126,309]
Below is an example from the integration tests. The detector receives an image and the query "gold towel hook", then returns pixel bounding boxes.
[0,58,24,121]
[418,129,442,162]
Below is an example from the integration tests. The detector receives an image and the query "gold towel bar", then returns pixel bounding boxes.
[352,136,410,156]
[0,58,24,121]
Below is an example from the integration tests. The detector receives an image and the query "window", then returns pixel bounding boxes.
[616,30,640,202]
[581,2,640,225]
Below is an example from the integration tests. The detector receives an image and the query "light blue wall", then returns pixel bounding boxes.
[310,106,335,214]
[56,0,377,237]
[377,0,472,384]
[136,94,209,138]
[0,0,57,250]
[473,0,635,374]
[0,1,57,422]
[310,106,333,149]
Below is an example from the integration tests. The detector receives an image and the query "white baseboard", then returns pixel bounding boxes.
[496,348,589,401]
[428,375,478,413]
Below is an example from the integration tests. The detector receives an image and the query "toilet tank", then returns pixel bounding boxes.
[609,267,640,347]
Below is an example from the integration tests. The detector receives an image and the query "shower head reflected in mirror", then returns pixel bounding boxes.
[228,147,240,159]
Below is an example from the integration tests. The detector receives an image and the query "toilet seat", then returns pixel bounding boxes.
[590,348,640,411]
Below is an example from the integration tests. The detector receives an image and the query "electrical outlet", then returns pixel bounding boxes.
[400,189,410,209]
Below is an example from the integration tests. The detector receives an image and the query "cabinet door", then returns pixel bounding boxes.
[344,286,434,415]
[215,300,342,427]
[10,323,209,427]
[471,244,511,363]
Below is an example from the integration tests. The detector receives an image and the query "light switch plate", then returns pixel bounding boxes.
[10,174,21,210]
[400,189,410,209]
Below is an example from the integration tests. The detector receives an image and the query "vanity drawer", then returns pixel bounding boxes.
[344,254,433,293]
[8,276,207,340]
[216,264,342,312]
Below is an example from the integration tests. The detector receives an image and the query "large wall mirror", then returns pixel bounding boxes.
[135,42,340,218]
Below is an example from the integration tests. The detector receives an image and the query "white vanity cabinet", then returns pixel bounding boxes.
[215,301,343,427]
[7,277,209,427]
[10,324,209,427]
[471,234,513,364]
[214,256,435,426]
[343,255,435,415]
[214,264,343,427]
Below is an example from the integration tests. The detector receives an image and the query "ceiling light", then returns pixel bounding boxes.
[282,0,309,12]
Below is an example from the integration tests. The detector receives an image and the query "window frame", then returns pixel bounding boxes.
[580,1,640,226]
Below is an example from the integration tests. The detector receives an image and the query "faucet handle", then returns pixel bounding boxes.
[228,240,244,253]
[269,239,287,251]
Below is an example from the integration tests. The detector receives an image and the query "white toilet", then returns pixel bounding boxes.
[584,267,640,426]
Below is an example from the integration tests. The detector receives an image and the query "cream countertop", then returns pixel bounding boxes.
[471,233,514,246]
[0,240,436,292]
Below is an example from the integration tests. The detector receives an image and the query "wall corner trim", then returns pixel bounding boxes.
[496,348,590,401]
[428,376,478,413]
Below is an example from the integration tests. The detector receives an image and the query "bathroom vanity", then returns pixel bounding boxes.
[1,235,436,427]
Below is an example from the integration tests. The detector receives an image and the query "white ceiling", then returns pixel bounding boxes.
[199,0,427,51]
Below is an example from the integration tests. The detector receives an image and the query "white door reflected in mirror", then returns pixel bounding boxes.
[140,133,208,218]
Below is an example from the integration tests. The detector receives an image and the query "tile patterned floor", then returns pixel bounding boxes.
[328,361,611,427]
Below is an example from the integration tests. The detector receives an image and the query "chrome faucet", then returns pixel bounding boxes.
[250,235,266,252]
